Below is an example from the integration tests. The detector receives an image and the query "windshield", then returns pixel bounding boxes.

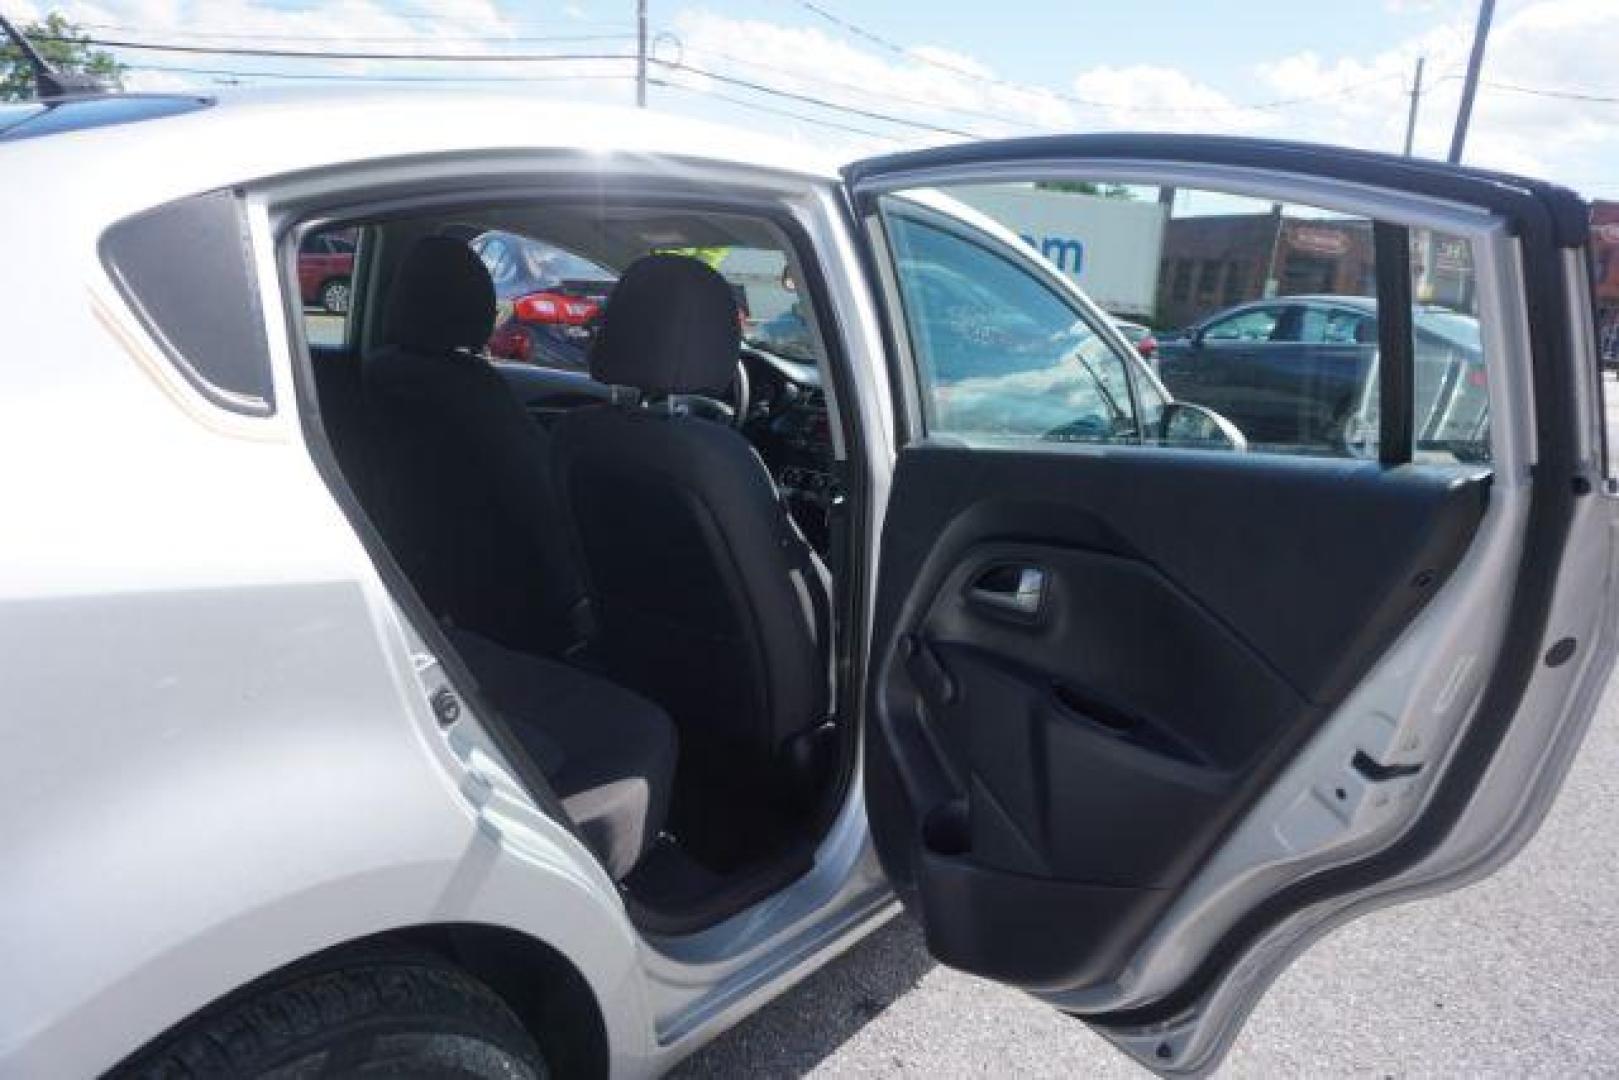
[531,243,614,284]
[696,246,823,365]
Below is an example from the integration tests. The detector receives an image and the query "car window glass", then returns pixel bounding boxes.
[470,220,827,374]
[880,200,1139,446]
[1326,309,1369,343]
[477,237,518,287]
[656,245,829,366]
[1298,306,1327,343]
[1350,237,1489,464]
[298,226,360,350]
[516,237,613,288]
[887,182,1491,464]
[1205,307,1279,342]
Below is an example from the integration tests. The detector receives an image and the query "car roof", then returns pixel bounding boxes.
[2,86,840,167]
[1264,294,1377,310]
[0,87,846,230]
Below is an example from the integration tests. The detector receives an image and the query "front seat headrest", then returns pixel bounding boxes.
[591,254,740,395]
[383,236,496,353]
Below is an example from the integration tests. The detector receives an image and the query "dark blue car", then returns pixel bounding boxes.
[472,230,617,370]
[1155,295,1489,459]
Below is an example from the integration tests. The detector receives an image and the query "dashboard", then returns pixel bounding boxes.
[740,346,839,552]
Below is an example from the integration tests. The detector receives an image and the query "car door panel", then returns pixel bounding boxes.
[870,442,1489,991]
[845,133,1612,1074]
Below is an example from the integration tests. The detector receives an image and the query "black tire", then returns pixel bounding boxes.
[320,277,352,315]
[117,954,548,1079]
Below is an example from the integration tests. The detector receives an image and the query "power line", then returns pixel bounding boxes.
[1481,79,1619,104]
[69,23,1423,122]
[126,61,636,85]
[784,0,1403,114]
[103,4,635,33]
[85,22,1619,130]
[40,33,635,64]
[651,57,979,137]
[672,39,1048,132]
[79,22,635,45]
[650,76,902,142]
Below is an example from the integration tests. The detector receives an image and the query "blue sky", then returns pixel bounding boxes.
[13,0,1618,195]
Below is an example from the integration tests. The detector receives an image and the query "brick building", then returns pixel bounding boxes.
[1593,201,1619,363]
[1154,211,1480,331]
[1156,213,1375,329]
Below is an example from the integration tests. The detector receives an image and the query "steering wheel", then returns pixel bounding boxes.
[670,359,750,429]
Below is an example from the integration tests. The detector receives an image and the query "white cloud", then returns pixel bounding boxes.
[1251,0,1619,183]
[667,9,1076,146]
[20,0,635,96]
[1066,65,1278,134]
[12,0,1616,194]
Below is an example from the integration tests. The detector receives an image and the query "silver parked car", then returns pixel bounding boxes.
[3,87,1616,1079]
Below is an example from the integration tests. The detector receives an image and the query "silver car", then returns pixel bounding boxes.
[2,88,1616,1079]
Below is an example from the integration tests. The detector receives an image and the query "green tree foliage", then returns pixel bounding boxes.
[2,14,124,101]
[1036,180,1136,200]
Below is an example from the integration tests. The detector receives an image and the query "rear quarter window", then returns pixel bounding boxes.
[101,188,274,415]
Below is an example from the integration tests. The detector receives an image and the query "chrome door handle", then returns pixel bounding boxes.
[966,566,1047,616]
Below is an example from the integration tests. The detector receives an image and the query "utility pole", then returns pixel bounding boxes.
[1263,202,1286,299]
[1402,56,1425,156]
[636,0,648,107]
[1448,0,1496,163]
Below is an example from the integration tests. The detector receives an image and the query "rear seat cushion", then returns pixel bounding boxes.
[447,628,677,879]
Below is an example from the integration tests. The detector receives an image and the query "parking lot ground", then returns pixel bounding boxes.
[675,671,1619,1077]
[305,312,345,348]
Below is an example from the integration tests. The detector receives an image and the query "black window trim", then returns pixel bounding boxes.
[99,187,275,417]
[1374,220,1416,465]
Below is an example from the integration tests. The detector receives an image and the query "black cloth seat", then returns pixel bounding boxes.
[359,237,677,878]
[550,254,832,769]
[448,629,675,879]
[361,235,589,657]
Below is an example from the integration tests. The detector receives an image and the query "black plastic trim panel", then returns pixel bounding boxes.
[101,187,275,415]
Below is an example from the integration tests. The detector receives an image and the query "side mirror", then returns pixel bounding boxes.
[1188,327,1206,348]
[1157,401,1247,452]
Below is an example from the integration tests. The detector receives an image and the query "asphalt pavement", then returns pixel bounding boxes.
[674,662,1619,1077]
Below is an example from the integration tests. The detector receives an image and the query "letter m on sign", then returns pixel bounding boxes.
[1040,237,1084,276]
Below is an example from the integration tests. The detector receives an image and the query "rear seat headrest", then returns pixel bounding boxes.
[383,236,496,353]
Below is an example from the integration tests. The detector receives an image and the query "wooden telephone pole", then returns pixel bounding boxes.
[636,0,648,107]
[1402,56,1426,156]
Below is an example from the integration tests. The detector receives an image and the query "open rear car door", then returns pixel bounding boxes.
[845,136,1619,1073]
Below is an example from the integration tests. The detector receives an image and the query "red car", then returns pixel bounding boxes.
[298,229,358,314]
